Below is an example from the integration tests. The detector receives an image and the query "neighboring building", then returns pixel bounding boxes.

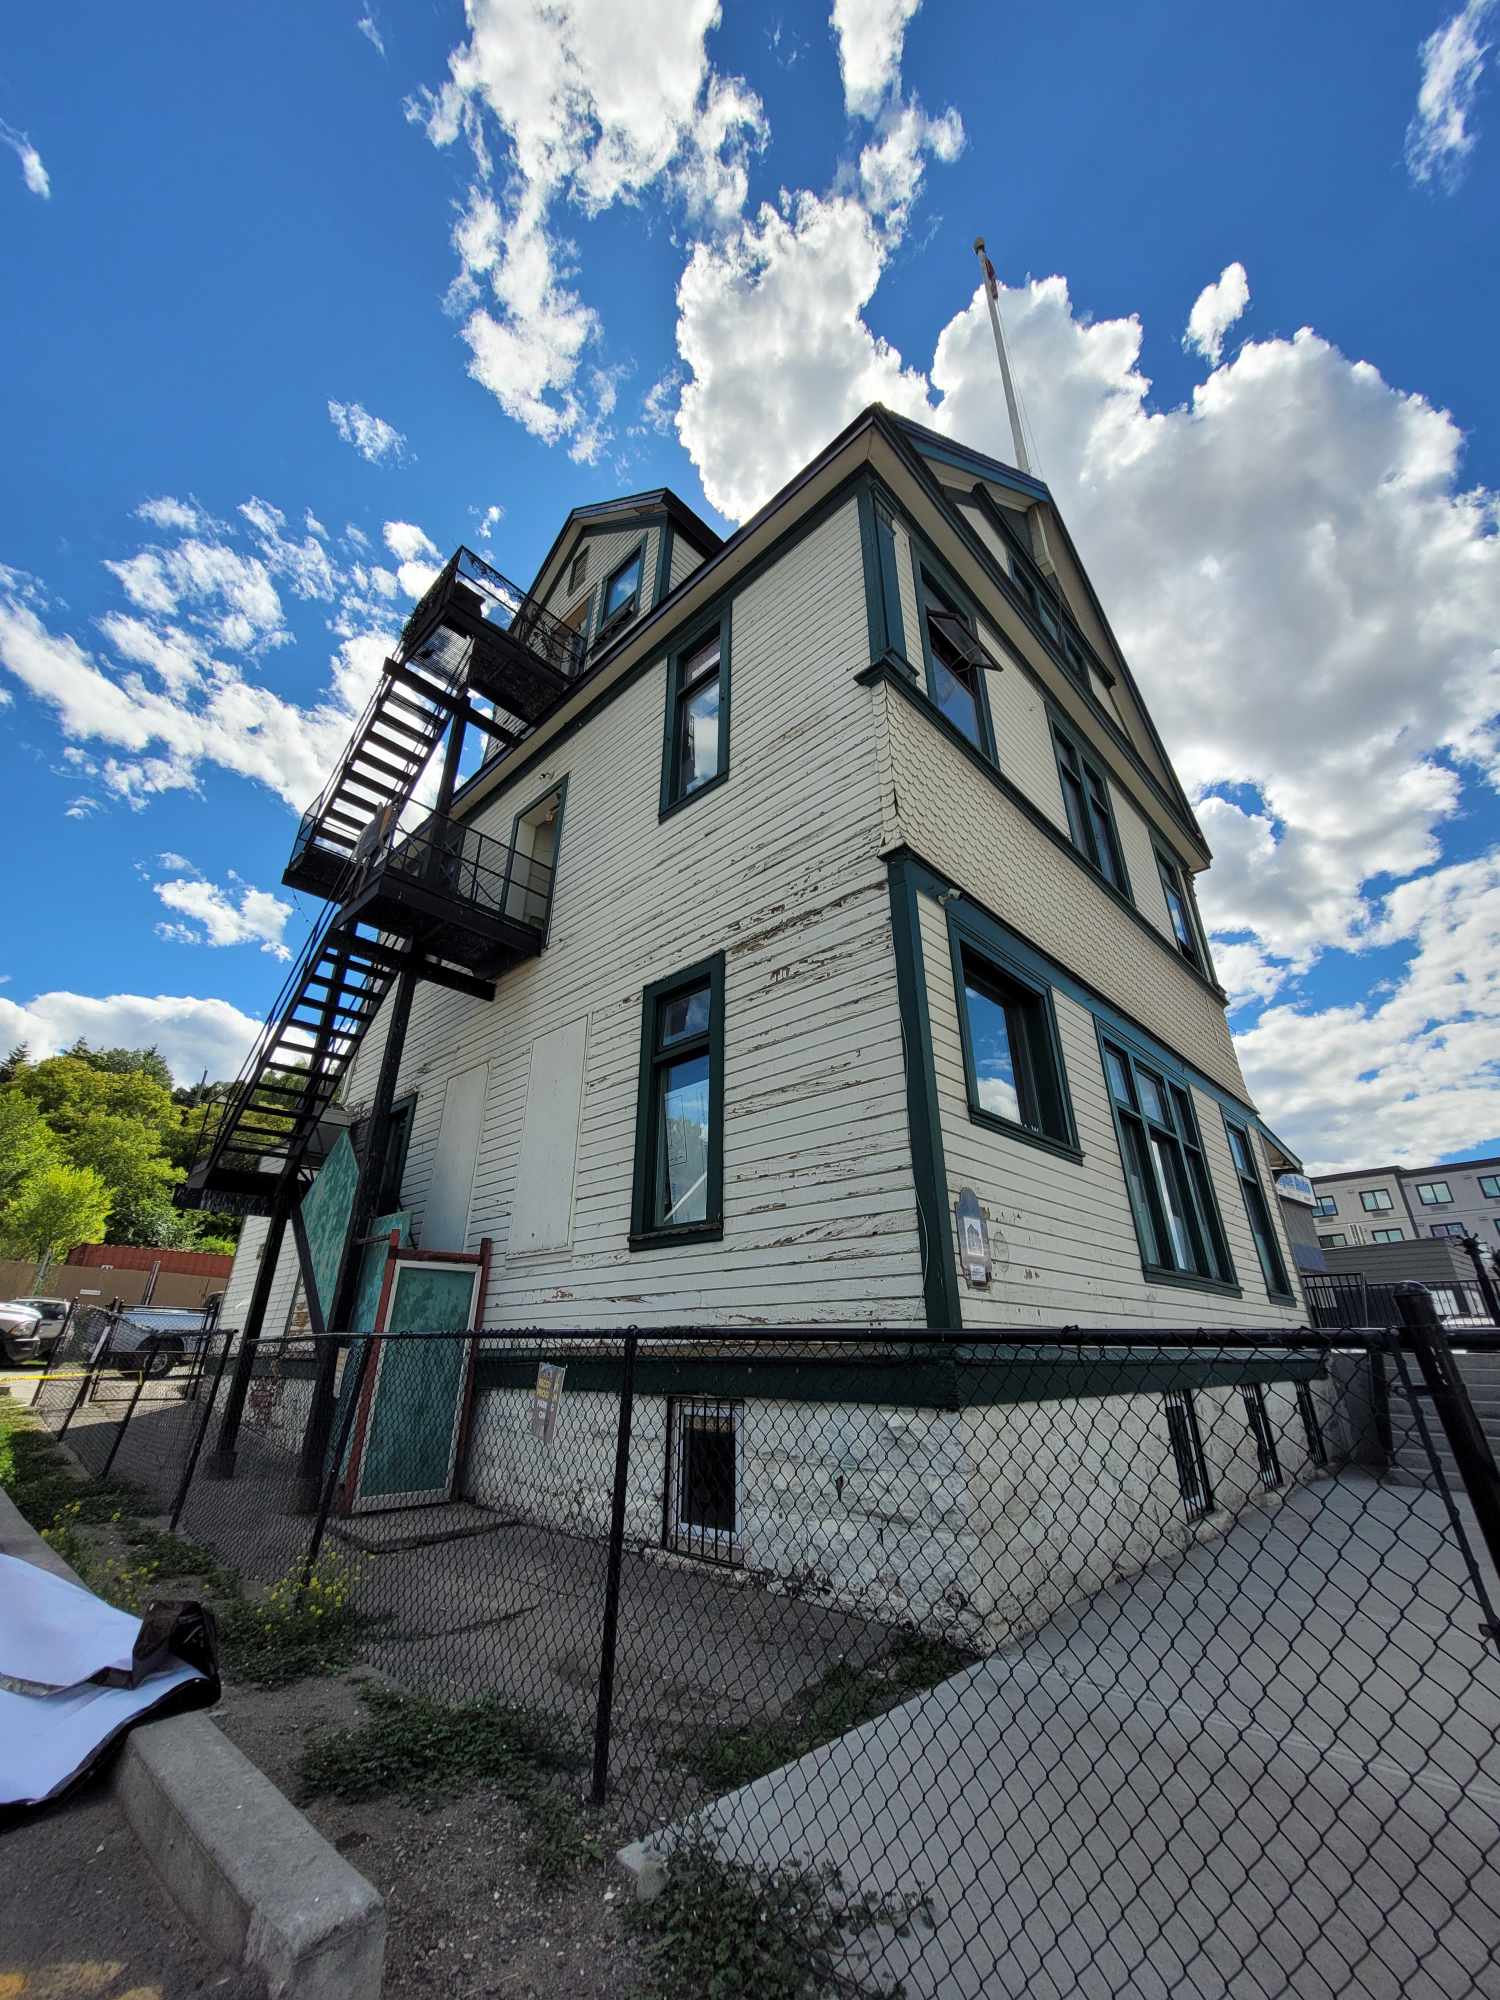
[197,405,1322,1615]
[1310,1157,1500,1252]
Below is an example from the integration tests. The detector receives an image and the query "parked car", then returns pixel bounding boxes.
[2,1297,73,1357]
[103,1307,213,1378]
[0,1300,43,1366]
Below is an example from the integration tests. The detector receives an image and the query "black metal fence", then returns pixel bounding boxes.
[1305,1268,1498,1329]
[30,1319,1500,1998]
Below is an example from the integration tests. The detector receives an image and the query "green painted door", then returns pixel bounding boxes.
[354,1262,479,1507]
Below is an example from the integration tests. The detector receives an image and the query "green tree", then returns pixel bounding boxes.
[0,1163,112,1267]
[0,1091,60,1210]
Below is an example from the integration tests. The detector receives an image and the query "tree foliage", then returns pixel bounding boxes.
[0,1045,241,1257]
[0,1163,112,1261]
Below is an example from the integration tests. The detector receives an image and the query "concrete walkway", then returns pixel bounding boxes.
[670,1474,1500,2000]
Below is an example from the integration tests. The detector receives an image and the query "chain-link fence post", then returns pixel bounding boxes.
[299,1334,376,1595]
[168,1330,234,1533]
[58,1318,113,1438]
[591,1332,637,1806]
[99,1349,150,1481]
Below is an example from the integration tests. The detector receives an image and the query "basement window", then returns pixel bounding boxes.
[1163,1388,1213,1520]
[667,1398,741,1562]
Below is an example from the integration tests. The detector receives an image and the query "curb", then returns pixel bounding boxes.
[0,1481,385,1998]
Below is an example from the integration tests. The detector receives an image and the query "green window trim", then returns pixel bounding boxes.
[659,609,730,818]
[629,952,725,1249]
[594,539,647,642]
[914,560,998,764]
[506,775,568,945]
[856,486,909,670]
[1052,719,1130,897]
[567,546,589,593]
[1154,844,1212,977]
[1223,1114,1294,1302]
[1098,1025,1238,1296]
[947,913,1080,1160]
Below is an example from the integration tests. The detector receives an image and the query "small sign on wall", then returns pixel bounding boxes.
[955,1187,992,1286]
[531,1361,566,1445]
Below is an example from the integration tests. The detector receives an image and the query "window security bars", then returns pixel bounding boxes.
[27,1323,1500,2000]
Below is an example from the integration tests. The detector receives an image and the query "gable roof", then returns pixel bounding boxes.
[527,487,721,605]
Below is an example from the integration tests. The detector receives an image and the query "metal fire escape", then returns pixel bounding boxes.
[179,548,587,1216]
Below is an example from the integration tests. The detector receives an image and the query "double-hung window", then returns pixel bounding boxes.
[1156,848,1206,970]
[630,954,724,1245]
[597,544,644,637]
[661,616,728,813]
[1415,1180,1453,1206]
[1053,725,1128,893]
[1224,1119,1291,1299]
[1359,1188,1394,1213]
[919,570,994,757]
[952,935,1077,1153]
[1102,1038,1233,1287]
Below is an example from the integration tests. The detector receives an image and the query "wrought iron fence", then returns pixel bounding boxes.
[28,1319,1500,1997]
[1305,1268,1498,1328]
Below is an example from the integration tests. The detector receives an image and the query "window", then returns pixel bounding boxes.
[630,954,724,1245]
[1163,1389,1213,1519]
[953,939,1076,1153]
[1431,1221,1465,1239]
[1156,849,1205,969]
[1242,1385,1283,1490]
[1315,1195,1338,1217]
[1224,1120,1291,1299]
[1053,726,1128,893]
[1319,1232,1347,1247]
[506,780,567,936]
[1480,1175,1500,1199]
[1359,1188,1394,1212]
[597,545,644,635]
[1102,1039,1233,1287]
[918,571,993,756]
[661,618,728,813]
[666,1398,740,1561]
[1415,1180,1453,1205]
[567,546,589,593]
[1371,1228,1404,1243]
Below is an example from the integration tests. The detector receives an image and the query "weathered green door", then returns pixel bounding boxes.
[352,1261,480,1508]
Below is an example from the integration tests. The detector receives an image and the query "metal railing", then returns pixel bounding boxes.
[344,804,555,934]
[1306,1267,1499,1328]
[400,546,587,686]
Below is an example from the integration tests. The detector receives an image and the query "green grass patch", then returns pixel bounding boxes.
[681,1631,978,1795]
[219,1551,367,1689]
[299,1685,600,1879]
[0,1394,138,1531]
[627,1836,926,1999]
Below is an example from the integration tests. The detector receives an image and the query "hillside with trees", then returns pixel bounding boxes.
[0,1041,238,1267]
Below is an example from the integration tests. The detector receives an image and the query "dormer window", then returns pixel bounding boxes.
[598,546,644,635]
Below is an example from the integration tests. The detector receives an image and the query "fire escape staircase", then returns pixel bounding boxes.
[180,549,586,1213]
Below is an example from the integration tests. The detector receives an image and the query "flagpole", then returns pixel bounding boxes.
[973,236,1030,476]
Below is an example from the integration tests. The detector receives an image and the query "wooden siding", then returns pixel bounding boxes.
[1110,787,1177,945]
[668,532,704,589]
[544,522,663,632]
[975,616,1069,837]
[917,892,1301,1329]
[876,675,1248,1098]
[342,498,926,1328]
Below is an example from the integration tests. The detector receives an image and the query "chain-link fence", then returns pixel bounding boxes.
[30,1317,1500,1996]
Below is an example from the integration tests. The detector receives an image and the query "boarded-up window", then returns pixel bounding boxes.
[509,1018,588,1254]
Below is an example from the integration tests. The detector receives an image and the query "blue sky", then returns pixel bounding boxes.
[2,1,1498,1172]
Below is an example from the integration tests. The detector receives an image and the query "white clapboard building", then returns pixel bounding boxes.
[198,406,1322,1627]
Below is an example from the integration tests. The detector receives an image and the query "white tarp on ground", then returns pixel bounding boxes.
[0,1551,209,1809]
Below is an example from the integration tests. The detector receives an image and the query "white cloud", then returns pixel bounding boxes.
[675,190,933,521]
[64,796,101,820]
[305,509,329,539]
[135,495,220,534]
[831,0,922,118]
[1406,0,1496,188]
[1,118,50,198]
[382,521,440,564]
[415,1,765,455]
[154,873,296,960]
[857,98,963,227]
[157,851,193,872]
[1183,261,1249,365]
[327,399,408,463]
[0,990,263,1086]
[471,503,504,540]
[356,12,385,57]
